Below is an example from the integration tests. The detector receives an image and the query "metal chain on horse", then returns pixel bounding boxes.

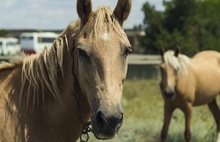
[71,41,92,142]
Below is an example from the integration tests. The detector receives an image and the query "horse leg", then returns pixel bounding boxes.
[208,99,220,142]
[160,103,175,142]
[182,103,192,142]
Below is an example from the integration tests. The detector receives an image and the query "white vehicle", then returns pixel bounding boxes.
[20,32,58,54]
[0,37,20,55]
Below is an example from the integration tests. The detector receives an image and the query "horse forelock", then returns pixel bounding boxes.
[164,50,191,76]
[82,7,129,45]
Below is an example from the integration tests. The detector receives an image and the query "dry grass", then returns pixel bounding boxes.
[84,79,218,142]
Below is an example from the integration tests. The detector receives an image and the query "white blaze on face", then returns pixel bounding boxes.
[101,31,109,41]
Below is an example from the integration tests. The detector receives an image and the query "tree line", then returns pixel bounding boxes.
[138,0,220,56]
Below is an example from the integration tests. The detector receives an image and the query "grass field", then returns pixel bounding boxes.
[86,79,219,142]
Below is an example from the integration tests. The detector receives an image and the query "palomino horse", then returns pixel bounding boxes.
[159,48,220,142]
[0,0,132,141]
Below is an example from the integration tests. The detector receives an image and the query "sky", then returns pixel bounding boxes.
[0,0,165,30]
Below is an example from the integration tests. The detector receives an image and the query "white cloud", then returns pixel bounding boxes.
[0,0,17,8]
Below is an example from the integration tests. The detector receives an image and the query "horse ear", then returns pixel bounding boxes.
[174,46,180,57]
[77,0,92,25]
[113,0,132,26]
[159,47,165,57]
[159,47,165,62]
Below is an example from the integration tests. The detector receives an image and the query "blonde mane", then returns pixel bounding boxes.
[18,22,80,110]
[163,50,191,76]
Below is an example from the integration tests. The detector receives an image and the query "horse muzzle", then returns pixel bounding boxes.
[164,90,176,100]
[91,110,123,140]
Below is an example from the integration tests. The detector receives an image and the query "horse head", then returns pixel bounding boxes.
[74,0,132,139]
[159,48,180,100]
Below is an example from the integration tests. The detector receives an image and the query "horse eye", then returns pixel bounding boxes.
[123,47,132,57]
[77,48,89,58]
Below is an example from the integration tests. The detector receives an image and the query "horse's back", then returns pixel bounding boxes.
[191,50,220,105]
[192,50,220,72]
[192,50,220,64]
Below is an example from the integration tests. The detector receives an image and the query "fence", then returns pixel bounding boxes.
[126,54,161,80]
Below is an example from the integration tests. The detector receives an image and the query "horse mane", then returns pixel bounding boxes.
[0,56,25,70]
[0,62,21,69]
[19,21,80,110]
[163,50,191,76]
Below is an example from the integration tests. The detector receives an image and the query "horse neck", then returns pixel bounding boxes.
[16,34,76,115]
[49,34,76,104]
[176,64,196,95]
[55,32,91,122]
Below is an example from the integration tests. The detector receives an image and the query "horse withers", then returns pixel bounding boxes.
[0,0,132,141]
[159,48,220,142]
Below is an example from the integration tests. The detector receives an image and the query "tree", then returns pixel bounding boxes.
[191,0,220,52]
[138,2,163,54]
[0,29,7,37]
[139,0,220,55]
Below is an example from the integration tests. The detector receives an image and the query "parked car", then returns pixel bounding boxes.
[0,37,20,55]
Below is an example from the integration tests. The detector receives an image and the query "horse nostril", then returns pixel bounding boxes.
[117,113,123,123]
[95,111,123,128]
[164,91,175,99]
[96,111,107,126]
[108,112,123,129]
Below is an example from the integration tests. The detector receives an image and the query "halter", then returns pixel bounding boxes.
[71,36,92,142]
